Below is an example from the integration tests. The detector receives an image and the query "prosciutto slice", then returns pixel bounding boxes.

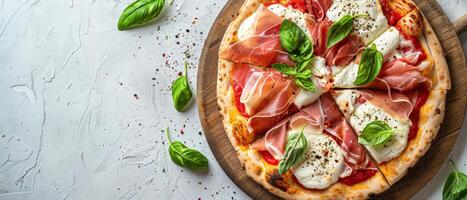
[219,5,294,67]
[232,64,299,136]
[306,0,333,21]
[308,19,361,66]
[369,57,429,92]
[359,89,415,121]
[251,93,372,171]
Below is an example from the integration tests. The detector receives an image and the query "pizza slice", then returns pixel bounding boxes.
[234,93,389,199]
[332,89,446,183]
[331,7,451,91]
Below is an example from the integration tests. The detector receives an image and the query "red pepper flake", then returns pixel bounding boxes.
[180,129,184,134]
[177,72,183,76]
[162,53,166,57]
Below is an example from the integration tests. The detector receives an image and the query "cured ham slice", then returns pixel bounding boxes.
[251,93,373,172]
[308,19,361,66]
[219,5,294,67]
[370,57,429,92]
[232,64,299,136]
[306,0,333,21]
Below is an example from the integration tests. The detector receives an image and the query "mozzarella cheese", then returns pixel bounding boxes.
[289,126,345,189]
[294,57,331,108]
[331,62,359,88]
[237,4,311,40]
[333,90,411,163]
[326,0,389,45]
[372,27,401,61]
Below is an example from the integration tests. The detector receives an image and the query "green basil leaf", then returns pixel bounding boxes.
[118,0,165,30]
[278,129,307,175]
[295,77,316,92]
[358,120,393,146]
[295,58,312,73]
[296,69,312,79]
[327,15,353,48]
[166,128,209,170]
[171,61,193,112]
[353,44,383,85]
[280,19,303,53]
[279,19,314,62]
[443,160,467,200]
[272,64,296,76]
[326,14,367,48]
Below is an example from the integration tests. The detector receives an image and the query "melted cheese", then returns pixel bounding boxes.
[333,90,411,163]
[331,62,359,88]
[373,27,401,60]
[294,57,331,108]
[289,126,344,189]
[326,0,389,45]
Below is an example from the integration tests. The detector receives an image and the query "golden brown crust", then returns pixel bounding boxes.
[420,14,451,90]
[378,89,447,183]
[217,0,261,148]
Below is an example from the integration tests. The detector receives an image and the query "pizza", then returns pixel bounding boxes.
[216,0,450,199]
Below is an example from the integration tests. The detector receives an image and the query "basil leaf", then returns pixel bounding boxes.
[358,120,393,146]
[166,128,209,170]
[295,58,312,73]
[296,69,312,79]
[280,19,303,53]
[353,44,383,85]
[278,129,307,175]
[443,160,467,200]
[272,64,296,76]
[326,14,367,48]
[118,0,165,30]
[295,78,316,92]
[171,61,193,112]
[279,19,313,62]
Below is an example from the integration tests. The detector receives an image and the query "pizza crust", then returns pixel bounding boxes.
[421,14,451,90]
[217,0,261,148]
[378,89,447,183]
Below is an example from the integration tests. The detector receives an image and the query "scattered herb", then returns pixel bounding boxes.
[353,43,383,85]
[443,159,467,200]
[279,19,313,62]
[358,120,393,146]
[171,61,193,112]
[118,0,165,30]
[278,127,307,175]
[166,127,209,170]
[326,14,367,48]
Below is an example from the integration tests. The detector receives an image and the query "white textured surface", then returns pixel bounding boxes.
[0,0,465,199]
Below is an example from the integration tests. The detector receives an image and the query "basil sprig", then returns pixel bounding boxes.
[279,19,313,62]
[443,159,467,200]
[275,20,315,92]
[358,120,393,146]
[353,43,383,85]
[272,59,316,92]
[326,14,366,48]
[166,127,209,170]
[118,0,165,30]
[171,61,193,112]
[278,127,307,175]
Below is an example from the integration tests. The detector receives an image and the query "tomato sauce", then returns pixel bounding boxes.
[339,169,378,185]
[260,150,279,165]
[263,0,308,13]
[233,81,249,118]
[379,0,402,26]
[407,85,429,140]
[395,27,428,65]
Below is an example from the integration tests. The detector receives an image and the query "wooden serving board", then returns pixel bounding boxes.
[197,0,467,199]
